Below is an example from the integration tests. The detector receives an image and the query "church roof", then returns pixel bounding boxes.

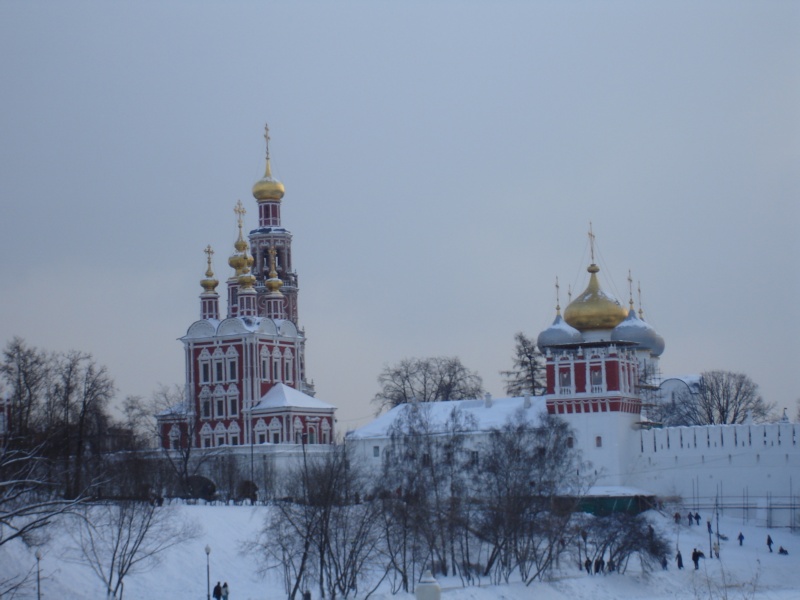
[252,383,336,412]
[347,395,548,440]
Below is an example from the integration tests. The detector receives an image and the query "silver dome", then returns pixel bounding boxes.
[537,314,583,350]
[611,309,665,356]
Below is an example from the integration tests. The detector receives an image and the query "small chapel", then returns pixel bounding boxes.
[156,127,336,451]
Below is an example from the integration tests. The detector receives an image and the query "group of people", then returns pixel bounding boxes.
[767,534,789,555]
[584,556,614,574]
[674,511,703,526]
[212,581,230,600]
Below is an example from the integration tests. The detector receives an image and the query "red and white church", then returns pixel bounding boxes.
[157,127,335,451]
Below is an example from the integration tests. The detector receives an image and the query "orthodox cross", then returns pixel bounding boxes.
[555,276,561,313]
[234,199,246,228]
[263,123,271,161]
[588,221,596,263]
[637,281,644,319]
[204,245,215,277]
[627,270,635,310]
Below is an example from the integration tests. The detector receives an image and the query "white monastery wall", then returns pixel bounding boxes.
[561,410,641,486]
[623,423,800,526]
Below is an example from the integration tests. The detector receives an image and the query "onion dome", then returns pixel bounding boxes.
[228,200,254,276]
[611,308,664,356]
[563,264,628,331]
[252,124,285,202]
[200,245,219,293]
[538,313,582,349]
[238,268,256,290]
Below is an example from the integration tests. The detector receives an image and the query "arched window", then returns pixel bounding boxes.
[595,436,603,448]
[261,346,271,380]
[200,388,212,419]
[284,349,294,383]
[272,349,282,383]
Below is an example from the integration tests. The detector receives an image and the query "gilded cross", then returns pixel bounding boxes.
[627,270,634,309]
[204,245,214,274]
[555,276,561,311]
[234,199,246,227]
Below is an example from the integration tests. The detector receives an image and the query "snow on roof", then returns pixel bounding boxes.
[347,395,548,439]
[586,485,656,497]
[252,383,336,412]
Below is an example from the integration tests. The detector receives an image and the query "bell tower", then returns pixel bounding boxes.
[249,125,299,323]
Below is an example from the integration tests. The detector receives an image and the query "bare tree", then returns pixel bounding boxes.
[51,351,115,497]
[500,332,546,397]
[65,500,198,599]
[247,445,385,599]
[151,384,217,497]
[376,402,477,587]
[582,513,671,574]
[1,337,53,440]
[372,357,484,414]
[0,442,84,548]
[669,371,775,426]
[475,410,588,584]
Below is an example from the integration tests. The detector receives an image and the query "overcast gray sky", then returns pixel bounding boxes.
[1,1,798,431]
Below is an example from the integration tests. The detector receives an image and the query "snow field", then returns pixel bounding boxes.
[3,505,798,599]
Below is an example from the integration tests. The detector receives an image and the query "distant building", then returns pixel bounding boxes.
[349,241,799,526]
[156,126,336,452]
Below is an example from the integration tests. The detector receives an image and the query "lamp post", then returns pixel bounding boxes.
[205,545,211,600]
[35,548,42,600]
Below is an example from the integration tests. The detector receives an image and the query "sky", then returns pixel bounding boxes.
[0,1,798,432]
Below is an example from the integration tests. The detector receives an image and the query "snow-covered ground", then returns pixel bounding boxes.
[3,505,798,599]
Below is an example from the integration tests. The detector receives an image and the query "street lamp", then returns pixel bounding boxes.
[35,548,42,600]
[205,545,211,600]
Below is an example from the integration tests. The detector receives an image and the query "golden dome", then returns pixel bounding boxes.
[228,252,246,275]
[252,125,284,202]
[252,160,285,202]
[200,245,219,293]
[563,264,628,331]
[238,271,256,289]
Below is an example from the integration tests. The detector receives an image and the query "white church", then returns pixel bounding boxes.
[347,244,799,527]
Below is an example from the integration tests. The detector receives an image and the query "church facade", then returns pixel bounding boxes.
[157,127,335,452]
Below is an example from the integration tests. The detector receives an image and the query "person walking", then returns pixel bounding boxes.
[222,582,229,600]
[687,512,693,526]
[694,512,701,526]
[676,550,684,570]
[738,532,744,546]
[767,535,773,553]
[584,558,592,575]
[213,582,222,600]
